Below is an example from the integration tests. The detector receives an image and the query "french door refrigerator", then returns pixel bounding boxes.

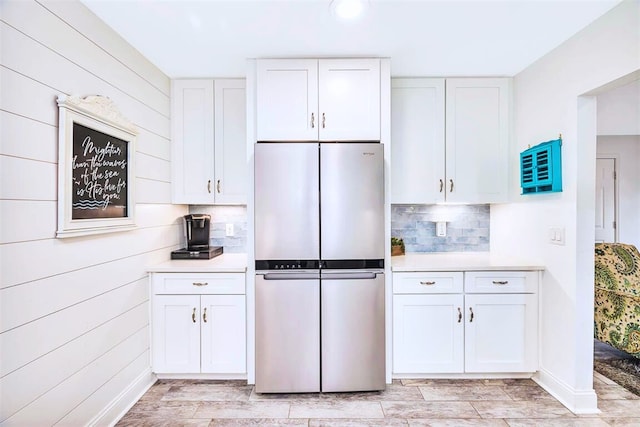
[255,142,385,393]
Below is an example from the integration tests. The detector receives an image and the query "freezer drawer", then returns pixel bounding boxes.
[321,271,386,392]
[255,272,320,393]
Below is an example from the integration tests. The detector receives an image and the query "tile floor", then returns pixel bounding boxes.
[116,373,640,426]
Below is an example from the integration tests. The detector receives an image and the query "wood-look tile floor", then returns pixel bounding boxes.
[116,372,640,426]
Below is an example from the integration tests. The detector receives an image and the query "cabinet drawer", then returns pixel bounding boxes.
[153,273,245,295]
[464,271,538,293]
[393,272,463,294]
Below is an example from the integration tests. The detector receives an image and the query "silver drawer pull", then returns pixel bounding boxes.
[420,281,436,286]
[193,282,208,287]
[492,280,509,285]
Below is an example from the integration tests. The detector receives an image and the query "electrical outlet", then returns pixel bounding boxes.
[225,223,234,237]
[436,221,447,237]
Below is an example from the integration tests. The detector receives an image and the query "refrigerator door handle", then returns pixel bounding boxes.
[321,272,381,280]
[262,272,320,281]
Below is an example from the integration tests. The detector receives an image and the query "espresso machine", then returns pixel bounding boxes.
[171,214,223,259]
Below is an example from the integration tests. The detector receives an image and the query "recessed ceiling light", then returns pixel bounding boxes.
[330,0,369,20]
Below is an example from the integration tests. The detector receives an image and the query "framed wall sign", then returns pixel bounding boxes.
[56,95,138,238]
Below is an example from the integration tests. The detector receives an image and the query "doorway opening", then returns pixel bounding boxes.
[594,156,617,243]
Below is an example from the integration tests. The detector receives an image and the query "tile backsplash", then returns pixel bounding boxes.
[392,204,490,253]
[188,204,489,254]
[189,205,248,253]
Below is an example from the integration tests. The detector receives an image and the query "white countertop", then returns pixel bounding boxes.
[148,253,247,273]
[391,252,545,272]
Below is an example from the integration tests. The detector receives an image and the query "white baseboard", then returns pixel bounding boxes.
[89,368,157,427]
[534,368,600,414]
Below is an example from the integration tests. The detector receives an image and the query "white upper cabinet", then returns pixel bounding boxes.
[318,59,381,141]
[214,80,247,204]
[391,78,445,204]
[391,77,510,204]
[256,59,318,141]
[172,79,246,205]
[256,58,381,141]
[445,78,510,204]
[172,79,214,204]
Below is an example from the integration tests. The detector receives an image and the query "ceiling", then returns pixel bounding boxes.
[81,0,622,79]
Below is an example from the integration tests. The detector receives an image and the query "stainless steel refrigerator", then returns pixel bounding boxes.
[254,142,385,393]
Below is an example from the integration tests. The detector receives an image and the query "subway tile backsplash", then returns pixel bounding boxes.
[392,204,490,253]
[189,205,248,253]
[189,204,489,254]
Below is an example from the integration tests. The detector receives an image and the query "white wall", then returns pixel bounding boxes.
[490,0,640,414]
[0,1,187,425]
[597,80,640,135]
[597,136,640,247]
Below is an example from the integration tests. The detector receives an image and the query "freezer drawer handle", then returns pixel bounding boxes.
[193,282,208,287]
[420,281,436,286]
[322,272,379,280]
[262,273,319,281]
[492,280,509,285]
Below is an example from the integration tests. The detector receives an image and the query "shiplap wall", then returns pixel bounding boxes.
[0,1,187,425]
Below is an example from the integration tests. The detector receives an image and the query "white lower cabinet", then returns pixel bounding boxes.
[151,273,246,376]
[392,271,538,375]
[464,293,538,373]
[393,294,464,373]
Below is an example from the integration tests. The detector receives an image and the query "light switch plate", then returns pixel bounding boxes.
[436,221,447,237]
[549,227,565,245]
[225,223,234,237]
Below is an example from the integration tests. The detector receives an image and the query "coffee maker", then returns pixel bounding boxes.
[185,214,210,250]
[171,214,223,259]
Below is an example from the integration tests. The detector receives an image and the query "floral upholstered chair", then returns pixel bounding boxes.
[594,242,640,358]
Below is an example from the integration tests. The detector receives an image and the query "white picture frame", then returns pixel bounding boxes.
[56,95,138,238]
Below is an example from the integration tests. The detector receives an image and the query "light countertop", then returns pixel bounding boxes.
[391,252,545,272]
[148,253,247,273]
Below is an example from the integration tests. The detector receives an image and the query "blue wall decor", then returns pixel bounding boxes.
[520,136,563,194]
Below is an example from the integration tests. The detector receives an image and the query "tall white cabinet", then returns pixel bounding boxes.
[391,77,510,204]
[256,58,381,141]
[171,79,247,204]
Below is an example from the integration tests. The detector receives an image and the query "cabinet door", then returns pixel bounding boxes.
[152,295,201,373]
[391,78,445,204]
[465,293,538,373]
[445,78,510,203]
[171,80,215,204]
[256,59,318,141]
[214,79,247,204]
[200,295,246,374]
[393,294,464,373]
[319,58,380,141]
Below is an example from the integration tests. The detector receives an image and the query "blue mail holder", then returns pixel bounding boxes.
[520,137,562,194]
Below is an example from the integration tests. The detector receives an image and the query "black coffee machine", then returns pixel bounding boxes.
[171,214,223,259]
[185,214,210,250]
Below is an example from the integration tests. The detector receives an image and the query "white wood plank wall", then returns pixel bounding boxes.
[0,1,187,425]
